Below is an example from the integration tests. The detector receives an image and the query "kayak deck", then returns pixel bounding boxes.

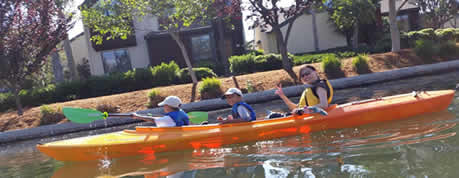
[37,90,455,161]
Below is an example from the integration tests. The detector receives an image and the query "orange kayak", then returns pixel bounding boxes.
[37,90,455,161]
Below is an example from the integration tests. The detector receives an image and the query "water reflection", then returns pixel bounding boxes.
[51,111,456,178]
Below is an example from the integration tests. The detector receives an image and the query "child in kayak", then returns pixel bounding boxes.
[134,96,189,127]
[275,65,333,114]
[217,88,257,124]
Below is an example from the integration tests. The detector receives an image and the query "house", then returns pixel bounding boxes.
[380,0,421,32]
[254,11,348,54]
[254,0,456,55]
[71,0,244,76]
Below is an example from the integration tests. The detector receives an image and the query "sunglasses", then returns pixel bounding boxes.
[301,71,312,77]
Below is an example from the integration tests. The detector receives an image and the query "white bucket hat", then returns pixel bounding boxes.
[158,96,182,108]
[221,88,243,99]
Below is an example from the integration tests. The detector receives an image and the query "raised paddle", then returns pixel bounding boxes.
[62,107,208,124]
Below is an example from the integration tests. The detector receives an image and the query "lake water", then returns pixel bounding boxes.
[0,71,458,178]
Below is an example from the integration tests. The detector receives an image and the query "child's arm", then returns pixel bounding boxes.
[275,84,297,111]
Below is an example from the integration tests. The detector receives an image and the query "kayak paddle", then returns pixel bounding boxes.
[62,107,208,124]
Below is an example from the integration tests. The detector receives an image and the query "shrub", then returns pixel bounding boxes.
[246,80,264,93]
[229,54,256,74]
[40,105,65,125]
[76,58,91,80]
[151,61,180,86]
[293,53,335,65]
[247,49,264,56]
[146,89,165,108]
[254,54,283,71]
[435,28,456,43]
[0,93,14,112]
[352,55,371,74]
[322,55,342,77]
[177,67,217,84]
[124,68,155,90]
[416,28,436,41]
[438,40,458,58]
[414,39,438,63]
[195,60,216,70]
[96,104,120,113]
[199,77,223,100]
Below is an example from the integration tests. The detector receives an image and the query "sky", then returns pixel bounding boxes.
[67,0,296,42]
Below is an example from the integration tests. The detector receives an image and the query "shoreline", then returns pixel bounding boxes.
[0,59,458,144]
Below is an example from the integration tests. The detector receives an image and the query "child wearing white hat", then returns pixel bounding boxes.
[135,96,189,127]
[218,88,256,123]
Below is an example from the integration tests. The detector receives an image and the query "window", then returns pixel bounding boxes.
[396,15,410,32]
[191,34,212,61]
[101,49,132,74]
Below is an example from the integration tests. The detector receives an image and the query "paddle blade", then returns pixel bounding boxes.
[188,111,208,124]
[63,107,106,123]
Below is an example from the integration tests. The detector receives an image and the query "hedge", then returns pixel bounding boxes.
[0,62,217,112]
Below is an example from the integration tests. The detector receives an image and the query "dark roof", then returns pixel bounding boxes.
[144,25,213,40]
[69,32,85,42]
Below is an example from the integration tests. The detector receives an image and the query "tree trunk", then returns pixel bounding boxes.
[170,32,198,102]
[273,27,298,83]
[13,87,23,116]
[389,0,401,52]
[51,51,64,83]
[217,18,230,75]
[64,37,77,80]
[352,23,359,49]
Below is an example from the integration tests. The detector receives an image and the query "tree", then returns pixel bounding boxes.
[328,0,377,48]
[388,0,408,52]
[240,0,320,83]
[413,0,458,29]
[81,0,232,102]
[0,0,71,115]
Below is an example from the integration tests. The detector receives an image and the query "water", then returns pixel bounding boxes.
[0,71,458,178]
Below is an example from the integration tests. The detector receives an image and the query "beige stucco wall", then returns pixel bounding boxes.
[444,16,458,28]
[70,34,89,66]
[280,14,316,54]
[314,13,348,51]
[84,15,159,76]
[254,27,278,54]
[254,12,347,54]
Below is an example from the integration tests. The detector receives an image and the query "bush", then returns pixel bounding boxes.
[151,61,179,86]
[246,80,264,93]
[177,67,217,84]
[247,49,264,56]
[352,55,371,74]
[123,68,155,90]
[254,54,283,71]
[414,39,438,63]
[416,28,436,40]
[40,105,65,125]
[438,40,458,58]
[77,58,91,80]
[96,104,120,113]
[0,93,14,112]
[199,77,223,100]
[435,28,456,43]
[293,53,336,65]
[229,54,256,74]
[146,89,165,108]
[322,55,342,77]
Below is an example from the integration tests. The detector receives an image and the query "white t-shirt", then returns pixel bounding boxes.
[154,116,176,127]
